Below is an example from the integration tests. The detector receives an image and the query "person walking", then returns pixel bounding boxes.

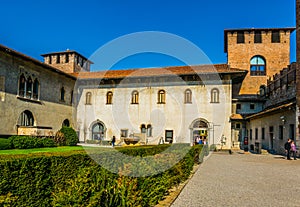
[284,138,292,160]
[290,140,297,160]
[111,136,116,147]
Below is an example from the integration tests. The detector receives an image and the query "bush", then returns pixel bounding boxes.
[8,136,56,149]
[58,127,79,146]
[0,138,11,150]
[54,131,66,146]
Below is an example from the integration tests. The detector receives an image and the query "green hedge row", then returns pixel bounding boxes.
[0,136,56,150]
[0,138,10,150]
[0,144,203,207]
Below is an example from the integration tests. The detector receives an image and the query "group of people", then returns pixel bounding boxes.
[194,136,207,145]
[284,138,297,160]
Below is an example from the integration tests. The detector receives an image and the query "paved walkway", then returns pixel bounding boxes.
[171,152,300,207]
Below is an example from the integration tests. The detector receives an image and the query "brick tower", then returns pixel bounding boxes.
[225,28,295,95]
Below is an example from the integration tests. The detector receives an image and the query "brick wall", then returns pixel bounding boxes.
[226,29,291,95]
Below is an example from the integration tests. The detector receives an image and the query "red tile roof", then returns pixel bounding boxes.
[72,64,247,79]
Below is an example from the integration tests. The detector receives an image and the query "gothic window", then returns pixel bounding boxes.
[86,92,92,105]
[60,87,65,101]
[26,77,33,99]
[184,89,192,103]
[158,90,165,104]
[18,74,26,97]
[131,90,139,104]
[106,91,113,104]
[250,56,266,76]
[211,88,219,103]
[18,110,34,126]
[33,79,39,99]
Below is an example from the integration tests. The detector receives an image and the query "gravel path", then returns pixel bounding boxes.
[171,152,300,207]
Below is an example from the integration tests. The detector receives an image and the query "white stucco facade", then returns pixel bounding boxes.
[76,77,234,147]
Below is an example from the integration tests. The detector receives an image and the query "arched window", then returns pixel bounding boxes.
[60,87,65,101]
[250,56,266,76]
[106,91,113,104]
[158,90,165,104]
[18,110,34,126]
[86,92,92,105]
[33,79,39,99]
[18,74,26,97]
[141,124,146,133]
[147,124,152,137]
[131,90,139,104]
[184,89,192,103]
[211,88,219,103]
[62,119,70,127]
[26,77,33,98]
[92,122,105,140]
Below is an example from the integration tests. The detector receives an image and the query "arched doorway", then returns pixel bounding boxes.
[91,121,106,141]
[190,119,209,145]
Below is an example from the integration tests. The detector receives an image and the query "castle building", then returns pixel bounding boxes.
[0,2,298,151]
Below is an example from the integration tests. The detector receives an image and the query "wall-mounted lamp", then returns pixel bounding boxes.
[280,116,286,124]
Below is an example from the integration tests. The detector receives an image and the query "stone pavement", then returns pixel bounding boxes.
[171,152,300,207]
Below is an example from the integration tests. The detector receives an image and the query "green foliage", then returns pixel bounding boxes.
[58,127,79,146]
[0,144,203,207]
[0,138,11,150]
[54,131,66,146]
[7,136,56,149]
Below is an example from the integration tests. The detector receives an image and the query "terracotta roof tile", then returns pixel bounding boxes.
[72,64,246,79]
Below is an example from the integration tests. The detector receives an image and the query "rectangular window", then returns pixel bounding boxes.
[250,129,252,140]
[250,103,255,110]
[236,123,241,129]
[255,128,258,140]
[254,31,262,43]
[121,129,128,138]
[237,31,245,43]
[165,130,173,143]
[262,128,265,140]
[271,31,280,43]
[279,125,283,140]
[236,104,241,110]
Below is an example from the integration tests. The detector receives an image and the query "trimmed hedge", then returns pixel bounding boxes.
[0,144,203,207]
[8,136,56,149]
[0,138,11,150]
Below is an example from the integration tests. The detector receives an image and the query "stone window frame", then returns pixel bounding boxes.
[131,90,139,104]
[18,73,40,100]
[85,92,92,105]
[106,91,113,104]
[210,88,220,103]
[184,89,192,104]
[157,90,166,104]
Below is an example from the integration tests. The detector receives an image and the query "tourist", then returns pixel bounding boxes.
[290,140,297,160]
[111,136,116,147]
[284,138,292,160]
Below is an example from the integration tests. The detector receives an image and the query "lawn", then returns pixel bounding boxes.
[0,146,86,155]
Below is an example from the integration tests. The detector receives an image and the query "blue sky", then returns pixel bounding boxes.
[0,0,296,70]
